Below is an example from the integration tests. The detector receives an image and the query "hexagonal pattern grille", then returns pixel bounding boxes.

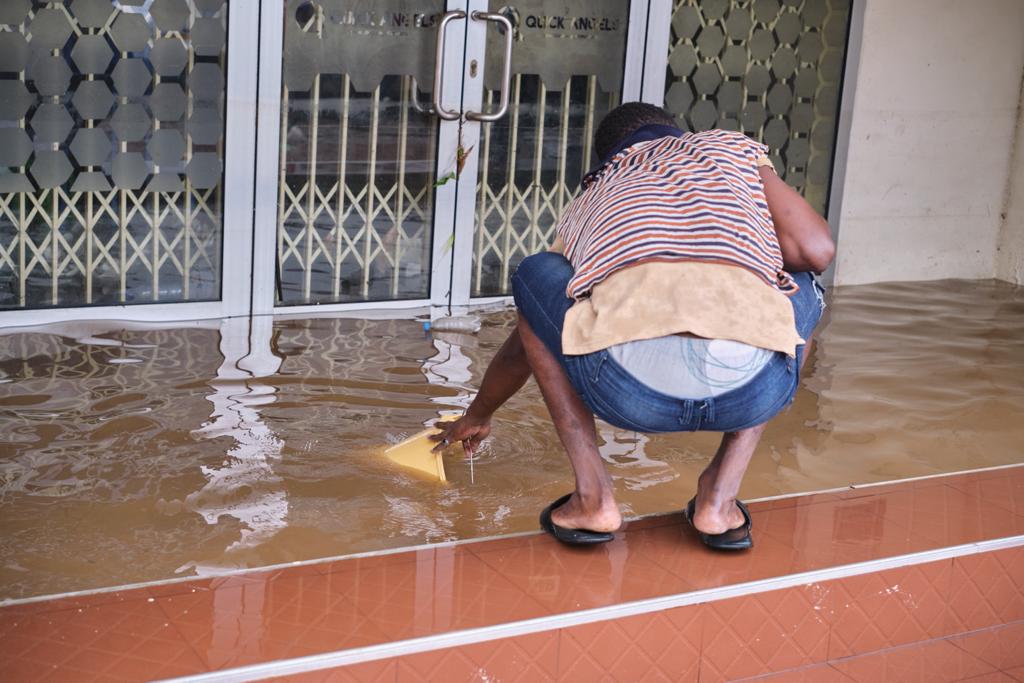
[0,1,228,311]
[664,0,850,213]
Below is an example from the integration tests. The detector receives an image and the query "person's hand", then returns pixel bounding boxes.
[429,413,491,457]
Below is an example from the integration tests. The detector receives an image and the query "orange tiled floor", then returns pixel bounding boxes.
[1,465,1023,682]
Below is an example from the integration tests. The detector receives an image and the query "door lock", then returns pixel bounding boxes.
[469,59,478,78]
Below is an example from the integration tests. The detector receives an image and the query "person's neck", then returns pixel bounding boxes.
[599,123,683,165]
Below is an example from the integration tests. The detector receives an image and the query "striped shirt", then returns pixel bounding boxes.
[557,128,797,301]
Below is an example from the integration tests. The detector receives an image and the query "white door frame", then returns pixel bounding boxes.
[426,1,472,312]
[250,0,287,319]
[640,0,672,105]
[626,0,656,103]
[0,3,259,330]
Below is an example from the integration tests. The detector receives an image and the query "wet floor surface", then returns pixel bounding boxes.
[1,278,1022,601]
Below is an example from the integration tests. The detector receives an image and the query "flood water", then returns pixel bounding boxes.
[1,278,1022,601]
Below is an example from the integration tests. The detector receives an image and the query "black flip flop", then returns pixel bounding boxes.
[684,497,753,551]
[539,494,614,545]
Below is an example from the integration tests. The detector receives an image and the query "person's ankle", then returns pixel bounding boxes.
[695,476,740,513]
[689,493,744,534]
[697,468,734,503]
[576,486,616,512]
[697,468,718,495]
[554,489,622,532]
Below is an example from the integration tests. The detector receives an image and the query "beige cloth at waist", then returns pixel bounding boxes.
[560,261,804,357]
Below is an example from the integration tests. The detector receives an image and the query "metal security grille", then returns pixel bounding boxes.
[275,1,442,306]
[470,0,630,297]
[664,0,850,213]
[276,73,437,305]
[0,1,228,311]
[472,74,617,296]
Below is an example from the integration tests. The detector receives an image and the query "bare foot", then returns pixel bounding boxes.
[690,493,746,535]
[550,492,622,532]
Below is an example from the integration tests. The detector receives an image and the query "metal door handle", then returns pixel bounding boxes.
[432,10,466,121]
[409,77,433,115]
[465,11,513,122]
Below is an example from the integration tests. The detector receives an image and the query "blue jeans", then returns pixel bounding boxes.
[511,252,826,433]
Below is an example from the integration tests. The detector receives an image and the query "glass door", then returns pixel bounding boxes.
[253,0,648,314]
[0,1,853,324]
[466,0,638,298]
[0,1,650,324]
[0,0,257,327]
[253,0,467,314]
[274,1,450,305]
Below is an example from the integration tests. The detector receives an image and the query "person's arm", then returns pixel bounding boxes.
[430,240,564,455]
[430,327,532,455]
[759,165,836,273]
[466,327,532,418]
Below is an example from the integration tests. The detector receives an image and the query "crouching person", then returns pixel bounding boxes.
[432,103,835,549]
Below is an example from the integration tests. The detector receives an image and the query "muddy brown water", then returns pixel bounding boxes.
[1,278,1022,601]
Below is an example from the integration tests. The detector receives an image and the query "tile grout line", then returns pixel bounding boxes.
[950,550,1024,637]
[824,605,837,680]
[462,544,557,626]
[156,534,1024,683]
[696,601,706,683]
[615,599,1024,683]
[826,661,857,682]
[554,614,563,680]
[153,588,214,675]
[944,618,1024,673]
[823,618,1024,672]
[6,462,1021,610]
[941,476,1024,521]
[733,660,854,682]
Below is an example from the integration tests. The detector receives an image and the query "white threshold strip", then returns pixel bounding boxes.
[162,533,1024,683]
[3,461,1022,610]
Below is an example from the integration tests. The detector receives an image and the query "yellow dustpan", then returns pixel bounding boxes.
[384,415,459,482]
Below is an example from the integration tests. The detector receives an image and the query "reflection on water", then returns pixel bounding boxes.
[179,316,287,573]
[421,331,475,413]
[1,278,1022,600]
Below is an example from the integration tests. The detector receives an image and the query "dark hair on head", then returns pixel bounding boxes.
[594,102,676,161]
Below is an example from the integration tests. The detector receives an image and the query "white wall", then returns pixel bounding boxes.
[833,0,1024,286]
[996,82,1024,285]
